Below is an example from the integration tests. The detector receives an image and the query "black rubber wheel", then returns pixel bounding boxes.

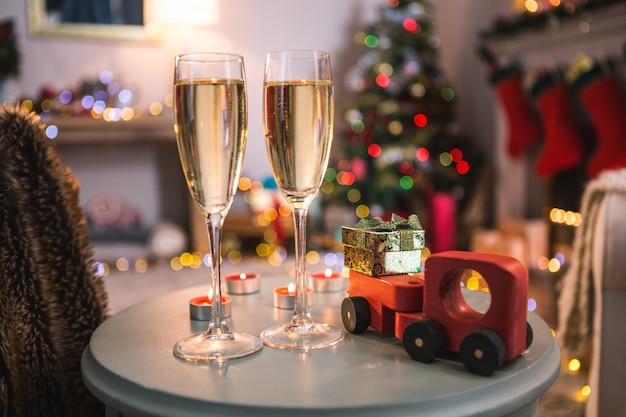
[402,319,445,363]
[526,321,534,349]
[459,329,506,376]
[341,297,371,334]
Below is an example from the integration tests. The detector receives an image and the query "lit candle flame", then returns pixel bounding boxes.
[239,273,247,280]
[287,283,296,294]
[324,268,333,277]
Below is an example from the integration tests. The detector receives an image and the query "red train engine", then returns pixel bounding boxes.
[341,250,532,376]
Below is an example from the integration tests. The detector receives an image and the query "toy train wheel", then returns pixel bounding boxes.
[341,296,371,334]
[526,322,534,349]
[459,329,506,376]
[402,319,445,363]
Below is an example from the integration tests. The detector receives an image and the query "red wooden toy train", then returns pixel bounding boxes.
[340,250,533,376]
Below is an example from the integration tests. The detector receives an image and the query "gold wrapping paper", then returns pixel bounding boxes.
[344,247,422,277]
[342,214,425,276]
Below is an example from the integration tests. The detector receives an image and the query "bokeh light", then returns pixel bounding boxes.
[368,143,382,158]
[337,171,356,186]
[403,18,420,32]
[413,113,427,127]
[439,152,452,166]
[416,148,430,161]
[441,87,454,101]
[410,83,425,97]
[568,358,581,373]
[306,251,321,264]
[376,62,393,75]
[239,176,252,191]
[525,0,539,12]
[376,74,390,88]
[116,257,129,272]
[456,160,470,174]
[324,168,337,182]
[399,175,414,190]
[364,34,379,48]
[227,250,242,264]
[388,120,403,134]
[59,90,72,104]
[356,204,370,218]
[347,188,361,203]
[45,125,59,140]
[351,119,365,133]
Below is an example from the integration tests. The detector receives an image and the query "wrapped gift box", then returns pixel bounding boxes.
[342,214,425,277]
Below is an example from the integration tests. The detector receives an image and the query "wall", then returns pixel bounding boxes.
[1,0,507,179]
[1,1,509,252]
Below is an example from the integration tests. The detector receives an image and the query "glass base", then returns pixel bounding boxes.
[173,332,262,362]
[260,322,344,351]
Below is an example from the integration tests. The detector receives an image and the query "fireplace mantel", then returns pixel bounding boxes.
[49,114,189,263]
[48,114,174,145]
[482,2,626,222]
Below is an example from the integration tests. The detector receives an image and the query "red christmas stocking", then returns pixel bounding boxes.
[578,74,626,179]
[490,68,542,158]
[533,80,584,179]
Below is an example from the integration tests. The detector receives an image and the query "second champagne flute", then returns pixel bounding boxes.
[260,50,344,350]
[173,52,262,361]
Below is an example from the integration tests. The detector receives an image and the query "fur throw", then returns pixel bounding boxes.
[0,104,109,417]
[558,168,626,356]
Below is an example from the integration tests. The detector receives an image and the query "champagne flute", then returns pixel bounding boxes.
[173,52,262,361]
[260,50,344,350]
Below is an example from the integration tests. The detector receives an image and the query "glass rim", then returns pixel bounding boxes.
[265,49,330,59]
[176,52,244,62]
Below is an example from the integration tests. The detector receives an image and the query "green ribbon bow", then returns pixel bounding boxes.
[356,213,423,232]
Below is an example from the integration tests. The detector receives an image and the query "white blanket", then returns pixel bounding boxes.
[558,168,626,356]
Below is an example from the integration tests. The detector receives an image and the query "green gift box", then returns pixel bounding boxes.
[342,214,425,277]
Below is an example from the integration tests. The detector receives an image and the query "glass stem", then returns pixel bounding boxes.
[290,207,313,328]
[206,213,233,339]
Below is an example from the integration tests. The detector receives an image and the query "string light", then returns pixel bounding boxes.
[581,385,591,398]
[568,358,582,373]
[115,258,130,272]
[550,207,582,226]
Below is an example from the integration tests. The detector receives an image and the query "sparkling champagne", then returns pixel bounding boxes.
[175,79,247,216]
[264,80,334,206]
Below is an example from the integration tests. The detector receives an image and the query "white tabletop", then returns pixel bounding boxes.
[82,274,560,417]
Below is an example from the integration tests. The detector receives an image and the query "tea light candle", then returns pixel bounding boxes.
[225,272,260,295]
[310,268,344,293]
[189,294,232,320]
[273,283,313,310]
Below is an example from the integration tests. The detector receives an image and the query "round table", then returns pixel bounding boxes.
[82,274,560,417]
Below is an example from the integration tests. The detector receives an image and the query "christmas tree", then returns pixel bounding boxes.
[323,0,482,226]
